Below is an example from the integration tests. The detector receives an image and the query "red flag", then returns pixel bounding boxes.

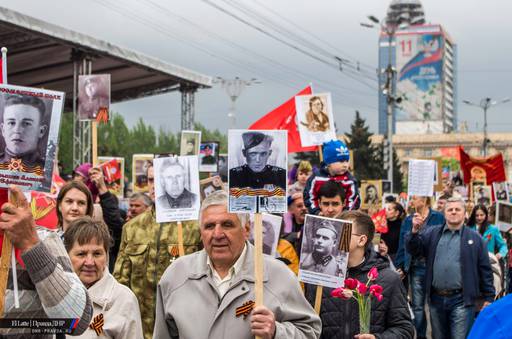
[249,86,318,153]
[371,208,388,234]
[100,158,122,184]
[30,172,66,230]
[458,146,506,185]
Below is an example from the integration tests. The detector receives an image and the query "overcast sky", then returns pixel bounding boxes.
[1,0,511,136]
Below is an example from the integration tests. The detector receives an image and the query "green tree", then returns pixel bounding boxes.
[57,111,73,175]
[345,111,385,181]
[193,122,228,153]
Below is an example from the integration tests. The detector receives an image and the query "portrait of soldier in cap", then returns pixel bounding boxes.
[229,131,286,190]
[0,94,50,175]
[180,130,201,156]
[299,215,348,282]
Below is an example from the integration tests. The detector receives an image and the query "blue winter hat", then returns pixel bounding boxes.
[322,140,349,164]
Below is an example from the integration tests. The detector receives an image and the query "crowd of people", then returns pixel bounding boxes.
[1,138,511,338]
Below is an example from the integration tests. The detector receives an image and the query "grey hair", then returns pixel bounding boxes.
[129,192,152,207]
[445,196,465,208]
[200,190,248,228]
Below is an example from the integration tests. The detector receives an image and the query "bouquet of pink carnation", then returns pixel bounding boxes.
[330,267,383,334]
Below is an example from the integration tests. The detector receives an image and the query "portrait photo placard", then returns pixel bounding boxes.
[497,201,512,232]
[98,156,124,198]
[199,141,219,173]
[493,181,509,202]
[199,175,225,202]
[132,154,154,193]
[298,215,351,288]
[217,153,228,181]
[0,84,64,192]
[361,180,382,210]
[295,93,336,147]
[473,183,492,206]
[180,130,201,156]
[228,129,287,213]
[78,74,110,121]
[154,155,200,223]
[249,213,282,257]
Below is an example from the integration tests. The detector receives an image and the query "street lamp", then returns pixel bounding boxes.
[214,77,260,129]
[463,97,511,157]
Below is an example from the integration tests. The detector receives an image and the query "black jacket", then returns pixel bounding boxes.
[99,191,124,271]
[306,248,414,339]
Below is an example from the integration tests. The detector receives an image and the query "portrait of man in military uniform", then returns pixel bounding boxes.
[199,142,219,173]
[229,131,286,190]
[0,94,50,176]
[154,155,200,223]
[180,130,201,156]
[299,215,349,287]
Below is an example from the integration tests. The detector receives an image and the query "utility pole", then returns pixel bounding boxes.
[463,97,510,157]
[215,77,260,128]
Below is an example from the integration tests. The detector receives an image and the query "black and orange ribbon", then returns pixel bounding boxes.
[235,300,255,319]
[89,313,104,336]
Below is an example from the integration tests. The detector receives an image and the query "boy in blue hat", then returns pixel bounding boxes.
[304,139,360,214]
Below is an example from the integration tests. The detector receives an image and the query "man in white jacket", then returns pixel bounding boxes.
[153,190,321,339]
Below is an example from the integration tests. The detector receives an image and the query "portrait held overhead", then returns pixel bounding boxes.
[0,84,63,191]
[180,130,201,156]
[132,154,154,193]
[154,155,200,222]
[199,141,219,172]
[295,93,336,147]
[248,213,282,256]
[78,74,110,121]
[228,130,287,213]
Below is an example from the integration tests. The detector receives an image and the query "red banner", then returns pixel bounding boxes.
[458,146,506,185]
[249,86,318,153]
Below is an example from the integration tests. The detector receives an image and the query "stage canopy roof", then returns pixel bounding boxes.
[0,6,212,110]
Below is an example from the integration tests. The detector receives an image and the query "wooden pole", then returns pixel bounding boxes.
[0,233,12,317]
[254,213,264,339]
[314,144,324,314]
[92,121,98,167]
[177,221,185,257]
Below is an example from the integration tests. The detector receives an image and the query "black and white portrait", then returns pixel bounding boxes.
[78,74,110,120]
[228,130,287,213]
[180,130,201,156]
[249,213,282,257]
[217,154,228,182]
[493,181,509,202]
[199,141,219,173]
[154,155,200,222]
[496,201,512,232]
[473,184,491,206]
[132,154,154,193]
[299,215,349,288]
[295,93,336,147]
[0,84,63,192]
[382,180,392,194]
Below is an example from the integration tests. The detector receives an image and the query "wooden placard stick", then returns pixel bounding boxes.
[314,144,324,314]
[92,121,98,167]
[253,212,264,339]
[0,228,12,317]
[177,221,185,257]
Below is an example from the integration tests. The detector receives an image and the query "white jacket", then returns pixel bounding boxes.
[69,269,143,339]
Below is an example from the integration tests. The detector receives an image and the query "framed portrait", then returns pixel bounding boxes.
[154,155,200,223]
[295,93,336,147]
[0,84,64,192]
[180,130,201,156]
[493,181,509,202]
[496,201,512,232]
[360,180,382,210]
[98,156,124,198]
[78,74,110,121]
[472,183,492,206]
[199,175,225,202]
[249,213,282,257]
[132,154,154,193]
[228,130,287,213]
[298,215,351,288]
[199,141,219,173]
[382,180,392,194]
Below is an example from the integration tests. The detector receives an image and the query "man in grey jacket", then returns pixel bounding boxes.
[153,190,321,339]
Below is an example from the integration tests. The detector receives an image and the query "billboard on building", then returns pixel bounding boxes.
[395,32,444,134]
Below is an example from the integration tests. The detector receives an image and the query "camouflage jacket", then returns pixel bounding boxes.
[113,207,202,339]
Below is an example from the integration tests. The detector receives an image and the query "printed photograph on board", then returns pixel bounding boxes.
[180,130,201,156]
[248,213,282,257]
[78,74,110,120]
[199,141,219,173]
[295,93,336,147]
[132,154,154,193]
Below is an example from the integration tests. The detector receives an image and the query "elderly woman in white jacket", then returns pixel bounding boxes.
[64,216,143,339]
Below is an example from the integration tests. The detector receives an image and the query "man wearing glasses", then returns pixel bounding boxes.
[229,131,286,190]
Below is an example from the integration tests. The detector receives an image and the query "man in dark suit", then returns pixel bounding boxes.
[229,132,286,190]
[157,159,197,209]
